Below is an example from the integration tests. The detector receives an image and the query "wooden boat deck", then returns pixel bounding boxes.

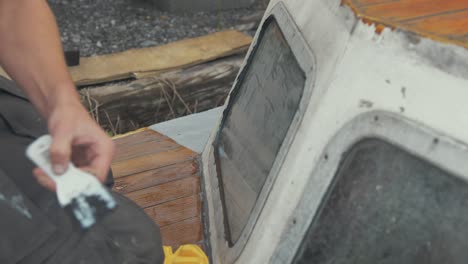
[110,129,203,249]
[343,0,468,49]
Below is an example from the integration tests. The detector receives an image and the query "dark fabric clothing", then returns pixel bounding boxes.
[0,77,115,188]
[40,194,164,264]
[0,77,164,264]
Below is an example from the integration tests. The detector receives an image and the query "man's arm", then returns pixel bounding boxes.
[0,0,114,191]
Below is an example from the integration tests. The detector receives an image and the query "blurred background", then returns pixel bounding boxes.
[48,0,269,57]
[44,0,270,135]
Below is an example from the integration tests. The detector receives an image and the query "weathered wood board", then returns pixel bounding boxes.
[71,30,250,85]
[0,30,251,86]
[81,55,244,134]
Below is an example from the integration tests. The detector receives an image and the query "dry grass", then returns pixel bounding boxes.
[80,77,199,136]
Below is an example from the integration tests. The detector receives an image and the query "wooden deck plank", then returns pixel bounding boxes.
[361,0,468,21]
[401,10,468,37]
[160,217,203,248]
[114,129,168,154]
[113,138,180,163]
[114,160,198,194]
[355,0,398,7]
[124,175,200,209]
[112,146,197,178]
[114,128,163,142]
[343,0,468,49]
[144,195,201,227]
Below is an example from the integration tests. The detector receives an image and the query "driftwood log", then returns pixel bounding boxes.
[80,55,244,134]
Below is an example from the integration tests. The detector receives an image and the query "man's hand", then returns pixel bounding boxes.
[33,99,115,192]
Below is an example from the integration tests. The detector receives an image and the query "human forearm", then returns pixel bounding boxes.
[0,0,114,184]
[0,0,78,118]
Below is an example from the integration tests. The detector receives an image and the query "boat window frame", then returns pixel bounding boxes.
[269,111,468,263]
[211,1,316,259]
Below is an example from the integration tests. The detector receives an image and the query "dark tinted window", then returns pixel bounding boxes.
[294,139,468,264]
[215,18,306,244]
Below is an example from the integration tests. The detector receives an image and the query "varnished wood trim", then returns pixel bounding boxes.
[144,195,201,227]
[125,175,200,208]
[114,160,199,194]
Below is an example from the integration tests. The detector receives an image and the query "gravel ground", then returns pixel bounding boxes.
[48,0,268,57]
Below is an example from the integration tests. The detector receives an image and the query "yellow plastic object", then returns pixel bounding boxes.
[164,245,209,264]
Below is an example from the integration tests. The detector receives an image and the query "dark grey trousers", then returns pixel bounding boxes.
[0,77,164,264]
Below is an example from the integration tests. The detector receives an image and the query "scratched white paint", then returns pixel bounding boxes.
[0,192,32,219]
[11,195,32,219]
[201,0,468,263]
